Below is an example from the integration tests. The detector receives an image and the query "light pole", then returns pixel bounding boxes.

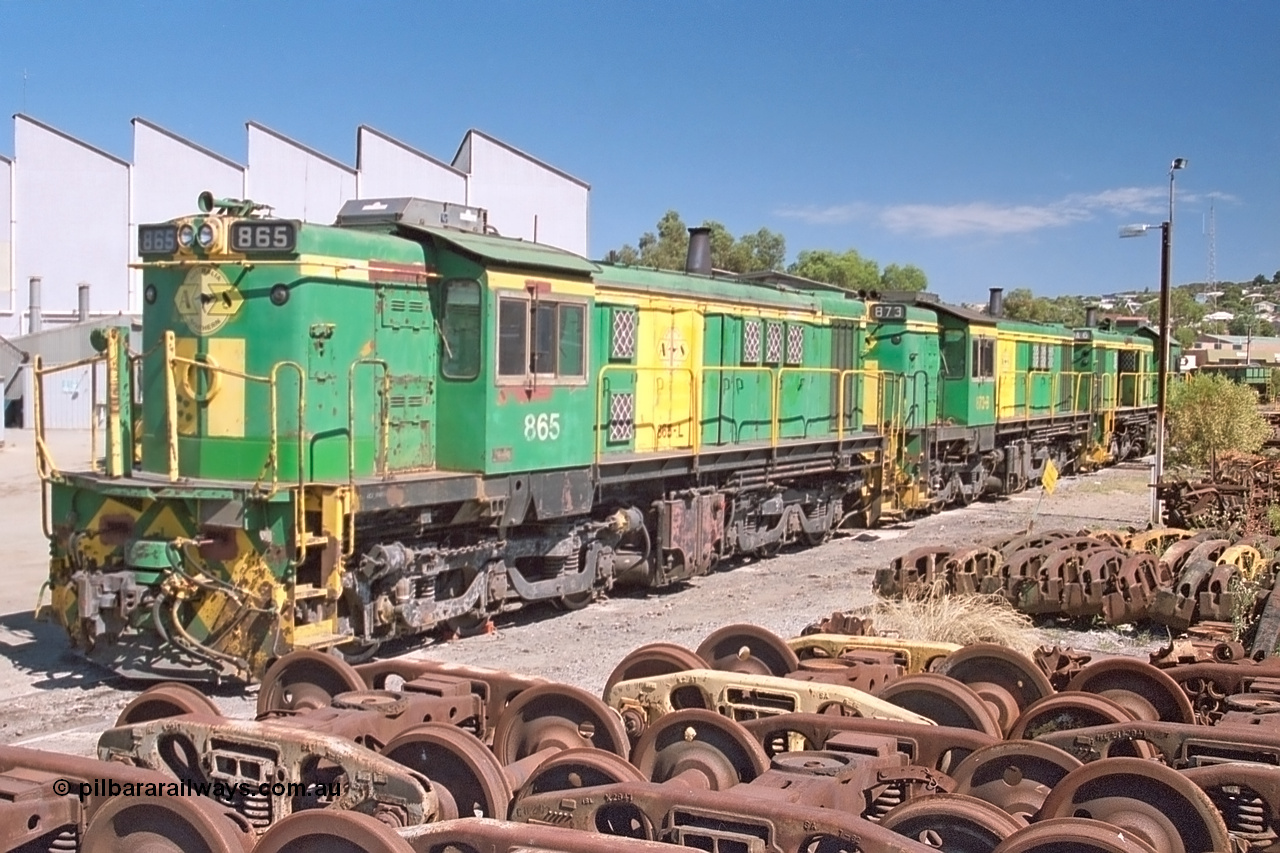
[1119,157,1186,527]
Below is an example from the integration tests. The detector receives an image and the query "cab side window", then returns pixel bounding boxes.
[441,279,482,380]
[497,294,587,382]
[971,337,995,379]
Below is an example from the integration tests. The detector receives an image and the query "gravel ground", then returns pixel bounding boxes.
[0,428,1160,757]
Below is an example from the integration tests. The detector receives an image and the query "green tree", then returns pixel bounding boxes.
[1001,289,1087,326]
[787,249,880,291]
[879,263,928,292]
[1167,373,1271,475]
[608,212,785,274]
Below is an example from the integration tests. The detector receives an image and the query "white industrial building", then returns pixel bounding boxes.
[0,115,590,341]
[0,115,589,428]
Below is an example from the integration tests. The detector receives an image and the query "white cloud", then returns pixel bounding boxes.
[776,185,1237,238]
[771,203,872,225]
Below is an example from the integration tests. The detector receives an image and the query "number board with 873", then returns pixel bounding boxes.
[230,220,297,253]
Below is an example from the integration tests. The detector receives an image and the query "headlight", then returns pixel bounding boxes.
[197,223,216,248]
[178,224,195,248]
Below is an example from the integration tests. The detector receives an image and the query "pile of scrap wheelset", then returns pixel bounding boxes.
[875,526,1280,650]
[10,621,1280,853]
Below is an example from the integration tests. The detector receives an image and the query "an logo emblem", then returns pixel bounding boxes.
[174,266,244,336]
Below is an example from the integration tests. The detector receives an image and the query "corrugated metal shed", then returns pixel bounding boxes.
[13,115,133,336]
[356,126,467,203]
[453,130,589,256]
[246,122,357,224]
[0,153,11,328]
[132,118,245,226]
[8,316,141,430]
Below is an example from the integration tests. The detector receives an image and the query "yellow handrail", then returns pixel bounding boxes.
[594,364,701,463]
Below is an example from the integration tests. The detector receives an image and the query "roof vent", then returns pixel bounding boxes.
[335,198,489,234]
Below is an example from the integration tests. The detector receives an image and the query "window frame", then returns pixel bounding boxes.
[439,278,483,381]
[493,290,590,387]
[971,336,995,379]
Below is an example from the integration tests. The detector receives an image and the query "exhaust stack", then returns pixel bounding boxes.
[686,227,712,276]
[988,287,1004,318]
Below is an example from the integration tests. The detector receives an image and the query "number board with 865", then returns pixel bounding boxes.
[230,221,297,253]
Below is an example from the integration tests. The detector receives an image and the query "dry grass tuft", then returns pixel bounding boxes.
[863,588,1040,655]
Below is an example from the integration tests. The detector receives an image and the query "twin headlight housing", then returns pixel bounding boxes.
[176,221,218,250]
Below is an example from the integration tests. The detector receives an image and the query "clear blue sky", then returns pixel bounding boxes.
[2,2,1277,303]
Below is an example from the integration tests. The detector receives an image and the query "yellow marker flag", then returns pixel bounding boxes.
[1041,457,1059,495]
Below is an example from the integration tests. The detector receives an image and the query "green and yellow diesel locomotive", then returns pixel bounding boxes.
[32,195,1159,681]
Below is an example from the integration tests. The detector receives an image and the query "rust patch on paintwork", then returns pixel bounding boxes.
[524,278,552,295]
[99,514,135,547]
[519,386,553,402]
[497,389,507,404]
[385,485,407,507]
[359,339,375,358]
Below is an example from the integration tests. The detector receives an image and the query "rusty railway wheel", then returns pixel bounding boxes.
[880,793,1025,852]
[115,682,222,726]
[949,741,1081,820]
[630,708,769,789]
[492,683,629,765]
[876,673,1003,738]
[1038,757,1231,853]
[253,810,415,853]
[82,794,253,853]
[601,642,706,701]
[1065,657,1196,724]
[936,644,1054,735]
[991,818,1158,853]
[512,746,646,805]
[382,723,511,820]
[256,649,364,716]
[696,624,800,677]
[1007,693,1137,741]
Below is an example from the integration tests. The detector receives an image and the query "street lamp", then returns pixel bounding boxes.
[1119,157,1186,527]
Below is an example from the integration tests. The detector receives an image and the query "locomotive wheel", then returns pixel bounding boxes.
[880,793,1025,852]
[82,794,253,853]
[381,723,512,820]
[936,644,1054,735]
[876,674,1003,737]
[949,741,1082,820]
[491,683,629,765]
[512,746,646,802]
[1064,658,1196,724]
[991,818,1158,853]
[630,708,769,789]
[252,810,415,853]
[1038,757,1231,853]
[256,649,364,716]
[601,642,706,701]
[696,623,799,677]
[1007,693,1137,741]
[552,590,594,612]
[115,682,222,726]
[333,639,382,664]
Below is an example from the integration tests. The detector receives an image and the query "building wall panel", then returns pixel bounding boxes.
[0,155,12,334]
[246,123,356,223]
[460,132,589,256]
[357,126,466,203]
[14,116,131,335]
[132,119,244,226]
